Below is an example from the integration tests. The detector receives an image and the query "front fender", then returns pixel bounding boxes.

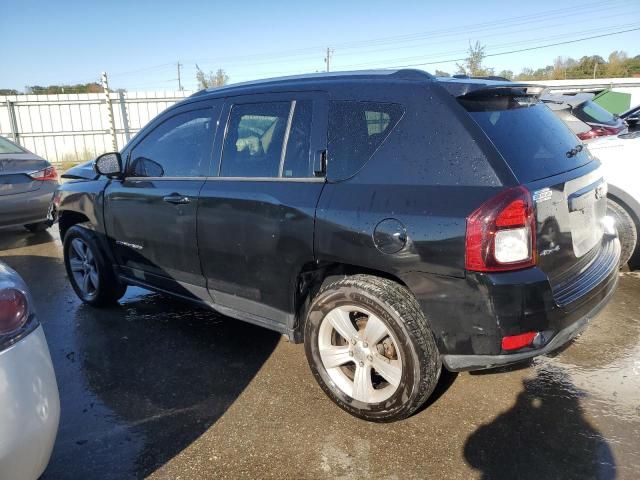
[55,179,118,267]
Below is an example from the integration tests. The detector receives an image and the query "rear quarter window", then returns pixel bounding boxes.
[460,96,593,183]
[0,137,25,154]
[328,101,404,180]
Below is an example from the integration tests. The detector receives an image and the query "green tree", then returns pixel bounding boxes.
[606,50,629,77]
[498,70,514,80]
[26,82,102,94]
[434,69,450,77]
[456,41,493,76]
[515,68,535,81]
[196,65,229,89]
[0,89,19,95]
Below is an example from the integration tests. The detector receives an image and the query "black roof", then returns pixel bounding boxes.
[190,69,433,99]
[186,69,542,102]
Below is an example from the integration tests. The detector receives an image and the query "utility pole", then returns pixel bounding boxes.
[593,62,598,79]
[324,47,334,72]
[177,61,183,91]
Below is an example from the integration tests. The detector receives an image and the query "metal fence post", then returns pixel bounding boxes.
[118,91,131,143]
[5,100,19,144]
[101,72,118,151]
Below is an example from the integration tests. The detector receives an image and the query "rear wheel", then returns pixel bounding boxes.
[63,226,127,306]
[304,275,441,422]
[607,198,637,268]
[24,221,52,232]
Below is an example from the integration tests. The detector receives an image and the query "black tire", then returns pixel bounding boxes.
[304,274,441,422]
[63,225,127,306]
[607,198,637,268]
[24,221,52,232]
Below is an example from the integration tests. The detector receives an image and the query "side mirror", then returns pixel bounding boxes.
[94,152,122,177]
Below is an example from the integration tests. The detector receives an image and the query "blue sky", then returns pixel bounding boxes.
[2,0,639,91]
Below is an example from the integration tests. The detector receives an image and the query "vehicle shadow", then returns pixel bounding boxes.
[67,293,281,479]
[0,226,56,251]
[0,254,280,479]
[464,367,616,480]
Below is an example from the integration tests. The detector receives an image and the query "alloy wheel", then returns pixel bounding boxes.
[318,305,403,404]
[68,238,99,298]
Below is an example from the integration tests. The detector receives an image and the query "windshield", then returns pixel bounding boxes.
[460,96,592,183]
[0,137,26,154]
[574,101,618,126]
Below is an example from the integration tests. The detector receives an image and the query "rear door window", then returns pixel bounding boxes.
[328,101,404,180]
[221,102,291,178]
[282,100,313,178]
[460,96,592,183]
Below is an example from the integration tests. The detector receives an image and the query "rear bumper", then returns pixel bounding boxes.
[0,181,57,228]
[402,236,620,371]
[442,268,618,371]
[0,326,60,480]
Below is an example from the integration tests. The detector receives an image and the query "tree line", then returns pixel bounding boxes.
[437,41,640,81]
[4,44,640,95]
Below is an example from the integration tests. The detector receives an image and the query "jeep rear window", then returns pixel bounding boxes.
[459,95,592,183]
[328,101,404,180]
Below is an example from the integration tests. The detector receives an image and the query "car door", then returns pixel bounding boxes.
[197,92,327,329]
[104,100,222,296]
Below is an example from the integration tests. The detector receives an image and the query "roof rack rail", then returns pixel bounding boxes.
[389,69,433,80]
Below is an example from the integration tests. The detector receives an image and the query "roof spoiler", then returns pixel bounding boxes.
[440,81,546,99]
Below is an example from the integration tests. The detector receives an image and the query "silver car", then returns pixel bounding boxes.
[0,136,58,232]
[0,262,60,479]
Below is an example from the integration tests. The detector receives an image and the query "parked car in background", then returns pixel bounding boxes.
[546,101,640,270]
[620,104,640,132]
[0,136,58,232]
[60,159,99,181]
[587,132,640,269]
[542,92,627,140]
[54,70,619,422]
[0,261,59,479]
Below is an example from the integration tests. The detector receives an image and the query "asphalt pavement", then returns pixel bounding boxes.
[1,227,638,479]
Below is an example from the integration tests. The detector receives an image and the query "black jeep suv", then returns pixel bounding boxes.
[54,70,620,422]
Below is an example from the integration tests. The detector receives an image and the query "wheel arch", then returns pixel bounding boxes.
[608,185,640,230]
[291,261,410,343]
[58,210,91,240]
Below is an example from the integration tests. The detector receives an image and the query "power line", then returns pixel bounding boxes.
[374,26,640,70]
[183,0,635,66]
[228,25,640,81]
[338,22,640,70]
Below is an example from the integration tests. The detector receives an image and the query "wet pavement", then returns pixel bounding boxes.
[1,227,639,479]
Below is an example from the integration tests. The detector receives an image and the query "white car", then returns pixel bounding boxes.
[0,262,60,480]
[586,132,640,269]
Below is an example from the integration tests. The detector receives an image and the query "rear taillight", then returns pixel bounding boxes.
[577,125,623,140]
[0,288,28,335]
[465,186,536,272]
[29,166,58,181]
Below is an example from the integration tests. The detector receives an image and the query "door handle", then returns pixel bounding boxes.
[163,193,190,204]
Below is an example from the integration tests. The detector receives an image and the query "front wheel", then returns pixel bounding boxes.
[304,275,441,422]
[63,226,127,306]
